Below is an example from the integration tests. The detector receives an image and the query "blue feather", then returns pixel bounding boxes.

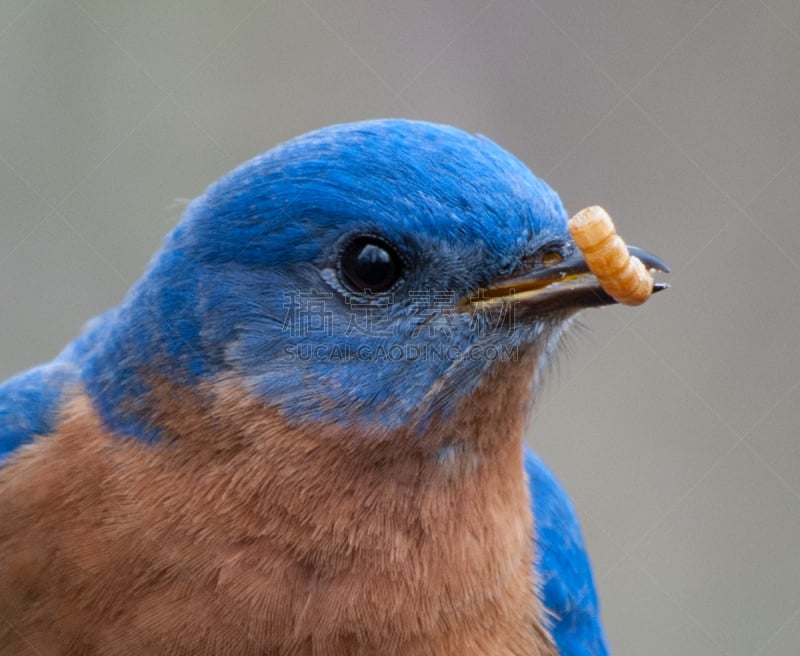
[526,447,610,655]
[0,360,79,463]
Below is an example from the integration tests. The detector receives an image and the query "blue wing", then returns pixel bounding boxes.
[526,446,610,655]
[0,310,118,464]
[0,360,79,465]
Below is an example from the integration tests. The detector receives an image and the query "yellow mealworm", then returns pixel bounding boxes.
[568,206,654,306]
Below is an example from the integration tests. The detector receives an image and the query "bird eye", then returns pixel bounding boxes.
[339,236,403,294]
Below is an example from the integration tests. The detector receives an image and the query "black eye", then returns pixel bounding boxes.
[339,236,403,294]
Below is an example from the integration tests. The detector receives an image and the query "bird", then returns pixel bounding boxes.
[0,119,666,655]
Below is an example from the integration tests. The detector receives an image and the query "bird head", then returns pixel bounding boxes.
[83,119,664,439]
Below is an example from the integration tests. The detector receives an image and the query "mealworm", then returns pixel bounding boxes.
[568,206,654,306]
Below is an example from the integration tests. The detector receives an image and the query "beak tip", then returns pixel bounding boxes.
[627,246,670,274]
[652,282,670,294]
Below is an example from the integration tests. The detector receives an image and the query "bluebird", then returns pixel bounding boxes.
[0,119,667,655]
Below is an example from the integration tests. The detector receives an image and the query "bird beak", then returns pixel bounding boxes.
[463,244,669,316]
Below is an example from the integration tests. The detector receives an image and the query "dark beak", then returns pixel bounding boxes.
[463,244,669,316]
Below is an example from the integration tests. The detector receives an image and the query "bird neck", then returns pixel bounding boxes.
[128,348,554,653]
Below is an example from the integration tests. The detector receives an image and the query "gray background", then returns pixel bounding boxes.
[1,1,798,654]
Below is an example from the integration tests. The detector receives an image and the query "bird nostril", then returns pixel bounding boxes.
[541,251,563,267]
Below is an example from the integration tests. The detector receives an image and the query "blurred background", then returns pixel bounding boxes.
[1,1,798,654]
